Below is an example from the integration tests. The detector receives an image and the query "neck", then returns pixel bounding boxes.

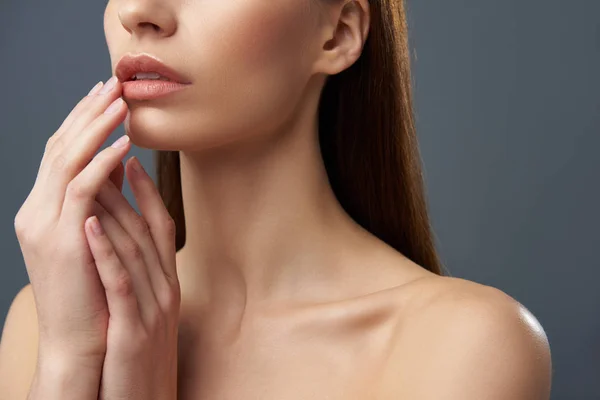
[174,114,374,315]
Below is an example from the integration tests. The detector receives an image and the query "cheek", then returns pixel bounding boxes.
[194,2,315,131]
[224,4,311,70]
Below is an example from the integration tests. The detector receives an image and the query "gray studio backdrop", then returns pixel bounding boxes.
[1,1,598,399]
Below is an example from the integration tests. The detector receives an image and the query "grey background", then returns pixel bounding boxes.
[1,1,598,398]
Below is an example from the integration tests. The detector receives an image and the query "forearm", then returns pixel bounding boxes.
[27,355,102,400]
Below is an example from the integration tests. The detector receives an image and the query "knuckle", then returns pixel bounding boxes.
[45,135,58,151]
[123,239,143,261]
[162,216,177,238]
[147,308,166,331]
[112,271,134,297]
[14,218,43,246]
[161,285,181,312]
[50,153,71,175]
[163,265,180,288]
[98,242,117,260]
[13,211,27,237]
[132,215,150,237]
[99,145,122,164]
[65,180,89,200]
[15,225,37,246]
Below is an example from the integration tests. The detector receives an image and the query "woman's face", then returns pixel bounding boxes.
[104,0,326,151]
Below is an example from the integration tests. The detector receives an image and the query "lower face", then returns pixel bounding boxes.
[103,0,324,152]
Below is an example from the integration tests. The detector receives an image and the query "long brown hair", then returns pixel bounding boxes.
[155,0,444,275]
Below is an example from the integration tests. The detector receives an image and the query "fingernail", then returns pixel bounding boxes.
[131,156,144,174]
[105,97,123,114]
[89,217,104,236]
[111,135,130,148]
[88,81,104,96]
[99,76,118,95]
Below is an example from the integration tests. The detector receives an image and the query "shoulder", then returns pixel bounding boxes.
[378,276,552,400]
[0,283,39,399]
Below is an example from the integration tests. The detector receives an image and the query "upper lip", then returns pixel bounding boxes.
[115,53,191,84]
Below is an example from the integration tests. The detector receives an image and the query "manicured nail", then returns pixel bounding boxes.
[99,76,118,95]
[89,216,104,236]
[131,156,142,173]
[105,97,123,114]
[88,81,104,96]
[111,135,130,148]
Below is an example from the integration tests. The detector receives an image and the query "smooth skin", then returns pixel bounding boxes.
[0,0,552,399]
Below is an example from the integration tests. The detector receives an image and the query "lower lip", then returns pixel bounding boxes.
[122,80,190,100]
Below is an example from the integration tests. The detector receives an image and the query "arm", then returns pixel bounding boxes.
[0,284,102,400]
[378,283,552,399]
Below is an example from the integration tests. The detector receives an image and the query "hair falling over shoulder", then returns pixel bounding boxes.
[155,0,444,276]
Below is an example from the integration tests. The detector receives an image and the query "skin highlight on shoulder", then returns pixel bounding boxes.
[375,276,552,399]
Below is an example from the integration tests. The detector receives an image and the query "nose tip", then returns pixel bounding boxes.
[118,4,176,38]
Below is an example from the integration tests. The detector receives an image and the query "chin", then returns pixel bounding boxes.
[124,107,178,151]
[124,106,248,152]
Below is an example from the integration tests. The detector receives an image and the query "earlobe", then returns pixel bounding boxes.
[311,0,370,76]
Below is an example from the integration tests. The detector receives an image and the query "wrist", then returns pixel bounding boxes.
[28,352,103,400]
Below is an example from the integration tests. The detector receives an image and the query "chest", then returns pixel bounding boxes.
[175,313,393,400]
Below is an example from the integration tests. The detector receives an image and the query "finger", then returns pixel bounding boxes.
[35,98,127,219]
[60,134,131,227]
[92,200,159,322]
[95,175,168,299]
[50,81,104,144]
[40,78,122,185]
[41,78,120,171]
[33,81,105,199]
[126,156,178,284]
[108,161,125,192]
[54,77,123,154]
[84,215,141,325]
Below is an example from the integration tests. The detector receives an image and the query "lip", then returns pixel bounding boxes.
[121,80,190,101]
[115,53,192,85]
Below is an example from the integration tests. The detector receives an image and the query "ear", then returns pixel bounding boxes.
[311,0,371,76]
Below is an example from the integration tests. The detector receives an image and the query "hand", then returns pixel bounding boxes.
[14,77,129,366]
[84,156,181,400]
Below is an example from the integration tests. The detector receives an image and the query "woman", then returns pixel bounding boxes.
[0,0,552,399]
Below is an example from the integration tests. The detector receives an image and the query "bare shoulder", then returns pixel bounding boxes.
[377,275,552,400]
[0,283,39,399]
